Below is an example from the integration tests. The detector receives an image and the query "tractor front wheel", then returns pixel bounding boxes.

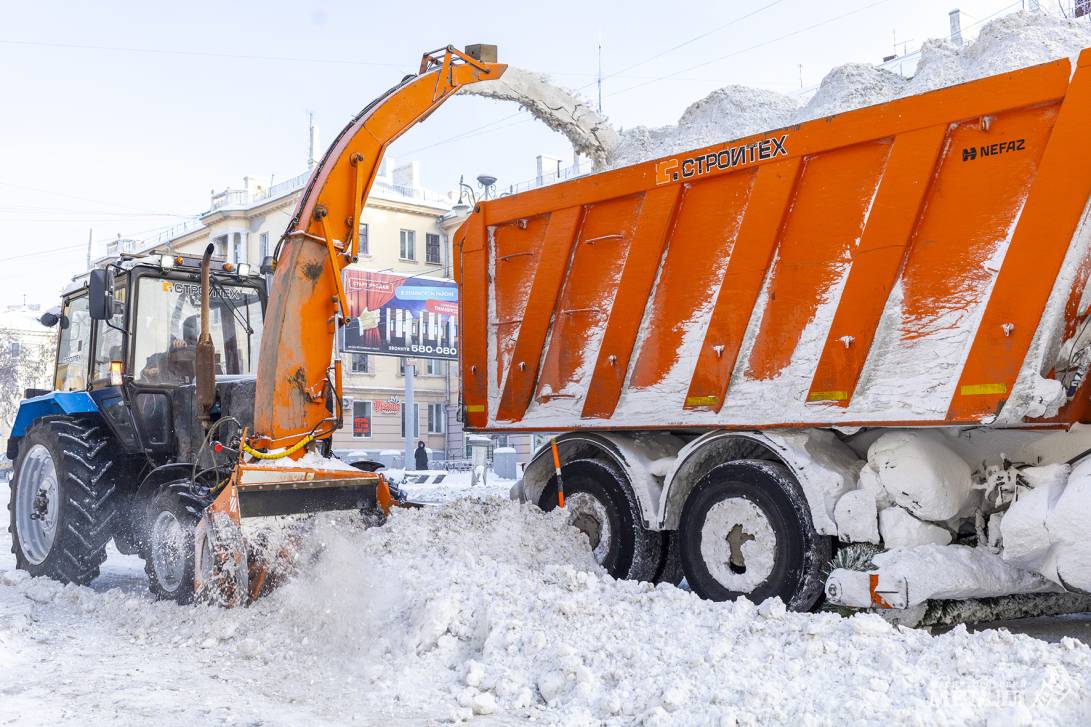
[144,483,206,604]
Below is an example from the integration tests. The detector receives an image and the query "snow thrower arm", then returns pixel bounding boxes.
[251,45,505,451]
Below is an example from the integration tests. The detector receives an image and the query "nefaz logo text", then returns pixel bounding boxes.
[655,134,788,185]
[962,138,1025,162]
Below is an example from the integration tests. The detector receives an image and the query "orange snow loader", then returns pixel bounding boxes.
[453,50,1091,613]
[192,46,506,604]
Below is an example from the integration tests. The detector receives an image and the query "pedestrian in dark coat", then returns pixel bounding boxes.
[414,441,429,471]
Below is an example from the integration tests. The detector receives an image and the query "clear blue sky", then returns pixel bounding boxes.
[0,0,1021,308]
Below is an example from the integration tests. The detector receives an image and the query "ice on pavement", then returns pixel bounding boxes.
[3,481,1091,725]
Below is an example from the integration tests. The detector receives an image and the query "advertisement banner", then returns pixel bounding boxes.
[341,269,458,361]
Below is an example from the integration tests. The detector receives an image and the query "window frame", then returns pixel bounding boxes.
[399,229,416,261]
[351,399,372,439]
[359,222,369,256]
[350,353,370,374]
[427,403,444,434]
[425,232,441,264]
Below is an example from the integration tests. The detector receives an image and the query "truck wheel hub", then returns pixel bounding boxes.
[700,497,777,593]
[565,492,612,563]
[14,445,60,565]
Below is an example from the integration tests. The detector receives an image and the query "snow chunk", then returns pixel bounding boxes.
[868,431,974,521]
[834,489,880,544]
[879,506,952,548]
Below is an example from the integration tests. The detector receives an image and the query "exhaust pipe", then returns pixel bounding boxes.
[196,243,216,430]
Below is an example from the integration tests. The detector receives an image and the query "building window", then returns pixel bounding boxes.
[9,340,20,357]
[427,403,444,434]
[350,353,370,373]
[425,233,441,264]
[423,358,446,376]
[232,232,244,264]
[259,232,269,261]
[399,229,416,260]
[352,400,372,438]
[359,222,369,255]
[401,404,419,437]
[213,234,228,259]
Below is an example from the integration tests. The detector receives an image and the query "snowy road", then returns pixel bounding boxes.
[3,477,1091,726]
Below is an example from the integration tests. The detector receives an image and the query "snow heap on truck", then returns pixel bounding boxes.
[453,9,1091,622]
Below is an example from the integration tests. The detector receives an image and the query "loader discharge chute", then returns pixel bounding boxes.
[194,46,506,604]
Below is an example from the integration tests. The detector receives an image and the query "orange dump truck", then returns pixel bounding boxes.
[454,51,1091,616]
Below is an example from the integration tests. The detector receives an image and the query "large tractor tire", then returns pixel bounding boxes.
[144,482,206,604]
[678,459,832,611]
[538,458,663,582]
[8,417,121,585]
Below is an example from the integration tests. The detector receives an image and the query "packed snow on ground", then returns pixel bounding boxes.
[2,477,1091,726]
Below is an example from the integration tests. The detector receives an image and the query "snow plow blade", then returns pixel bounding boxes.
[193,463,393,606]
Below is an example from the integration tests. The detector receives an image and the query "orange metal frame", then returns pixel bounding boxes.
[457,51,1091,432]
[252,47,505,450]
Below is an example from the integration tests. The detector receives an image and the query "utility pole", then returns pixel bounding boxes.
[403,360,416,470]
[596,35,603,114]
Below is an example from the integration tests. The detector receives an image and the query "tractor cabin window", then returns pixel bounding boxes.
[132,278,264,386]
[54,295,92,392]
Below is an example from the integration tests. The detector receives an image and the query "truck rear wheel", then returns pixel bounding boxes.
[8,417,120,585]
[538,458,662,582]
[145,483,206,604]
[678,459,831,611]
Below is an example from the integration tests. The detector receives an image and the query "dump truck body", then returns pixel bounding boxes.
[457,51,1091,432]
[457,51,1091,616]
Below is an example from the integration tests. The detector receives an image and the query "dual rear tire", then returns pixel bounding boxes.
[537,455,829,611]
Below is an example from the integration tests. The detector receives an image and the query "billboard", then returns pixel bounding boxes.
[341,269,458,361]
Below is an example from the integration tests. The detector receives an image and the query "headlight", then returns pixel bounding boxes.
[110,361,124,387]
[160,254,175,269]
[236,263,251,277]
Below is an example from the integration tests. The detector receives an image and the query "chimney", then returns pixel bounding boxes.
[307,112,320,171]
[949,9,963,46]
[392,161,421,191]
[536,154,563,187]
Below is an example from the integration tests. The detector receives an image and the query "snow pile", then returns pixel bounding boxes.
[4,495,1091,725]
[608,85,800,169]
[793,63,907,123]
[1003,457,1091,592]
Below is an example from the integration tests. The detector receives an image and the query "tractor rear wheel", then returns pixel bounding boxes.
[144,483,206,604]
[8,417,121,584]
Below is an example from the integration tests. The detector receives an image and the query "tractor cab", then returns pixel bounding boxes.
[14,253,266,465]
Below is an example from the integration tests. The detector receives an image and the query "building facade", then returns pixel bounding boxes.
[0,305,57,458]
[110,160,470,463]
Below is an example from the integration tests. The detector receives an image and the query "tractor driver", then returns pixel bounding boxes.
[140,315,200,384]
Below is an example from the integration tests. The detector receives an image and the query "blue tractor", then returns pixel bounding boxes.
[6,251,267,601]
